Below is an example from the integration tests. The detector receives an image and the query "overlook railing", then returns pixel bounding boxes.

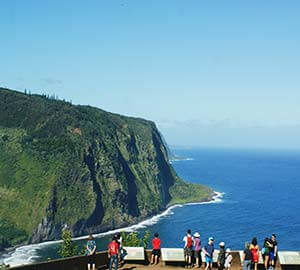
[8,249,300,270]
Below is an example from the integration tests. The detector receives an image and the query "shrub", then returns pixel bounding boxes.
[58,228,79,258]
[121,230,150,249]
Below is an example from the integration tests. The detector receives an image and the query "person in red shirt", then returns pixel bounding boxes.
[151,232,161,265]
[108,236,119,270]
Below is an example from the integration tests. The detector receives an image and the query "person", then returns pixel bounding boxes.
[217,242,226,270]
[241,242,252,270]
[203,237,214,270]
[224,248,232,270]
[151,232,161,265]
[183,229,193,268]
[269,234,278,270]
[108,236,119,270]
[250,237,259,270]
[262,238,272,270]
[114,232,126,267]
[193,232,202,268]
[86,234,97,270]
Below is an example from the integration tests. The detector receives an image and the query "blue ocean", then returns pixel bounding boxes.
[2,147,300,266]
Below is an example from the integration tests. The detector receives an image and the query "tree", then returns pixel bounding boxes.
[143,230,150,249]
[59,228,78,258]
[121,230,151,249]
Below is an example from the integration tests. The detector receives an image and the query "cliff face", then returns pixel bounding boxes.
[0,88,212,249]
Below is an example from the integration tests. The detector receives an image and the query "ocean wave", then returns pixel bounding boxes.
[1,240,62,266]
[170,157,194,163]
[185,191,224,205]
[1,191,224,267]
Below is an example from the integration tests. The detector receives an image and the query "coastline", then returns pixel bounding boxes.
[1,191,224,266]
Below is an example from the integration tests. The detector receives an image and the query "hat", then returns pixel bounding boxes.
[194,232,200,238]
[219,242,225,247]
[208,237,214,241]
[226,248,231,252]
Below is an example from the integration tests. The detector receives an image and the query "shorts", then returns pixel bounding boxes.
[194,250,201,258]
[205,256,213,264]
[263,247,270,256]
[152,249,161,256]
[184,247,193,257]
[269,251,275,260]
[88,254,96,264]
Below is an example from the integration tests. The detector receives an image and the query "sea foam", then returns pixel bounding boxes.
[169,157,194,164]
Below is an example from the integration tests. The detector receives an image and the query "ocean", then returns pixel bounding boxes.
[2,147,300,266]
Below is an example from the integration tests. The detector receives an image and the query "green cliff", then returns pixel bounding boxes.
[0,88,213,250]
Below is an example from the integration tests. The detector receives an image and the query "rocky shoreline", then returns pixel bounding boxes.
[0,190,222,267]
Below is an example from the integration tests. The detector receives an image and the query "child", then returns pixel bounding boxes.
[224,248,232,270]
[151,232,161,265]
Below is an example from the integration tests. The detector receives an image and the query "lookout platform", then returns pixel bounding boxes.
[8,249,299,270]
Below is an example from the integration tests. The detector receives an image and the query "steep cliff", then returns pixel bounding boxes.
[0,88,212,250]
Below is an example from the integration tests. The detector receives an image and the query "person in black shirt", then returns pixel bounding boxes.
[241,242,252,270]
[269,234,278,270]
[217,242,225,270]
[262,238,273,270]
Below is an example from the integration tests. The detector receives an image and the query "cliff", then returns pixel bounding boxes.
[0,88,212,250]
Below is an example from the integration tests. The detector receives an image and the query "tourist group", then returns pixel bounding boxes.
[180,230,278,270]
[243,234,278,270]
[85,231,278,270]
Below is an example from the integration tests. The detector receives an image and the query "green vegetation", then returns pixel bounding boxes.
[59,228,84,258]
[121,230,151,249]
[0,87,213,250]
[0,218,27,251]
[169,177,213,205]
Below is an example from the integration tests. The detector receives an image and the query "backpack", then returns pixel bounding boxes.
[187,236,193,248]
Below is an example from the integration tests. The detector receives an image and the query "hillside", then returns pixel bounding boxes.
[0,88,213,250]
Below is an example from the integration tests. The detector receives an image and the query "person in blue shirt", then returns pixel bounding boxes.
[203,237,214,270]
[86,234,97,270]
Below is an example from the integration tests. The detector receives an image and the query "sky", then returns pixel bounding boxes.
[1,0,300,149]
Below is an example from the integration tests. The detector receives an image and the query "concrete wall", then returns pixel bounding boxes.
[7,250,292,270]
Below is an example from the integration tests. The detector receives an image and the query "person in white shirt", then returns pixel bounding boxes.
[224,248,233,270]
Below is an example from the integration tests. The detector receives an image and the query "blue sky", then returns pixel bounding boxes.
[1,1,300,149]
